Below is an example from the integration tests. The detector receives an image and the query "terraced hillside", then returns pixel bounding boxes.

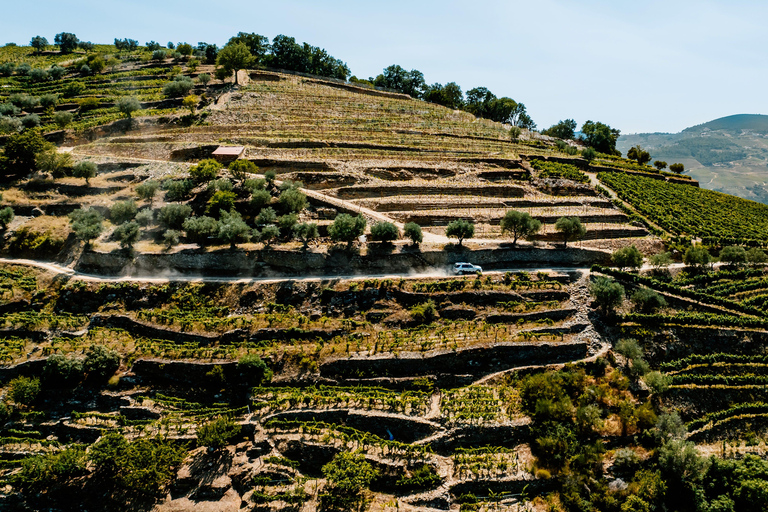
[5,42,768,512]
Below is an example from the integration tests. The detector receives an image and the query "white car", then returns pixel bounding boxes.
[452,262,483,275]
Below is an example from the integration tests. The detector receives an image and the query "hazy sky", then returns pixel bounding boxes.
[3,0,766,134]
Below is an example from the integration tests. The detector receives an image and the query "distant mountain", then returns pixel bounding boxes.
[618,114,768,203]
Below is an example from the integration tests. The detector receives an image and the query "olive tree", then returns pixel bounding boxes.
[555,216,586,247]
[404,222,423,246]
[113,221,141,249]
[369,221,399,243]
[69,208,103,247]
[216,42,253,84]
[500,210,541,245]
[445,219,474,246]
[116,96,141,118]
[218,210,251,248]
[293,222,319,250]
[611,245,643,270]
[590,276,625,314]
[328,214,366,248]
[72,161,97,185]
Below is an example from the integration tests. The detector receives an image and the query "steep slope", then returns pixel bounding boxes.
[618,114,768,202]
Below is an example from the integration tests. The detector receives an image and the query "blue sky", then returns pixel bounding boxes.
[2,0,767,134]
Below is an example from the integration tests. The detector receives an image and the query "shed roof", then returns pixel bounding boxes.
[212,146,245,156]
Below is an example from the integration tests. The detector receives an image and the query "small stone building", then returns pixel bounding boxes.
[211,146,245,164]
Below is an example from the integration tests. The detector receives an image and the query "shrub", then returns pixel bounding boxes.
[9,376,40,406]
[152,49,168,61]
[590,276,625,313]
[250,189,272,210]
[183,215,219,244]
[54,111,73,129]
[72,160,97,184]
[20,114,41,129]
[259,225,280,246]
[445,219,474,246]
[9,93,38,109]
[110,199,138,224]
[162,179,193,201]
[234,355,272,388]
[197,416,242,449]
[369,221,399,243]
[631,288,666,313]
[244,178,266,193]
[228,160,256,183]
[684,245,712,267]
[162,75,194,97]
[615,338,643,360]
[135,208,154,227]
[36,149,73,178]
[2,129,52,173]
[643,371,672,394]
[206,190,236,217]
[218,210,251,248]
[208,177,233,192]
[69,208,103,245]
[15,446,86,492]
[84,345,120,382]
[650,251,673,269]
[720,245,747,266]
[321,452,378,510]
[0,116,22,134]
[135,180,159,203]
[612,448,641,477]
[0,103,20,117]
[264,169,276,185]
[410,300,437,324]
[62,82,85,98]
[189,158,220,182]
[113,221,141,249]
[116,96,141,118]
[49,65,66,80]
[198,73,211,85]
[329,214,366,247]
[612,245,644,270]
[746,247,768,265]
[163,229,181,248]
[43,354,84,387]
[39,93,58,109]
[0,207,14,229]
[278,187,307,213]
[158,204,192,229]
[404,222,423,245]
[256,207,277,226]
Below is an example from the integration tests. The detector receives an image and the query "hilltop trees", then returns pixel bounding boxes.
[581,120,621,155]
[30,36,48,54]
[227,32,269,63]
[423,82,463,109]
[627,145,652,165]
[54,32,79,54]
[373,65,426,98]
[543,119,577,140]
[669,163,685,174]
[654,161,668,171]
[216,42,253,84]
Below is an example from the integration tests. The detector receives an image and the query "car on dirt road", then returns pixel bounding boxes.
[452,262,483,275]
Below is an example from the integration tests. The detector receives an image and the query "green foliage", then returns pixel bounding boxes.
[627,145,652,165]
[135,180,159,203]
[15,446,86,492]
[403,222,423,245]
[113,221,141,249]
[719,245,747,266]
[328,214,366,246]
[658,439,704,483]
[445,219,474,246]
[183,215,219,245]
[216,42,254,83]
[531,160,589,183]
[116,96,141,118]
[53,111,73,129]
[89,433,186,497]
[244,178,266,193]
[43,353,84,387]
[196,416,242,449]
[249,189,272,210]
[9,376,40,406]
[684,246,712,267]
[321,451,378,509]
[84,345,120,382]
[293,222,319,248]
[228,159,256,183]
[238,354,272,384]
[218,210,251,248]
[276,213,297,237]
[669,163,685,174]
[162,75,194,97]
[643,371,672,394]
[1,130,53,174]
[555,216,586,247]
[69,208,103,245]
[650,251,673,269]
[189,159,220,183]
[206,190,236,217]
[369,221,399,243]
[410,300,437,324]
[612,245,644,270]
[258,224,279,246]
[590,276,625,313]
[110,199,138,224]
[631,288,667,313]
[278,187,307,213]
[581,147,597,162]
[264,169,276,185]
[581,120,621,155]
[162,179,193,201]
[500,210,541,244]
[72,160,97,184]
[746,247,768,265]
[135,208,154,227]
[158,204,193,229]
[256,206,277,226]
[654,160,668,170]
[36,149,73,178]
[542,119,576,140]
[0,207,14,229]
